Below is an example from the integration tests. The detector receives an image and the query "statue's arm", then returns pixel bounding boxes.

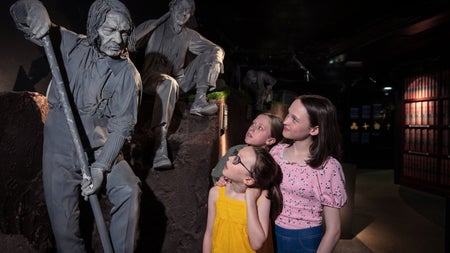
[188,33,225,85]
[128,12,170,52]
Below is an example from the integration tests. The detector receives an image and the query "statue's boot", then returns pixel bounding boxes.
[152,125,173,170]
[190,92,218,116]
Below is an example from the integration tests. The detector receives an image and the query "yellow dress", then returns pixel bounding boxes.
[212,187,255,253]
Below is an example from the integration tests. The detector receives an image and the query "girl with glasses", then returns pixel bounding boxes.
[203,146,283,253]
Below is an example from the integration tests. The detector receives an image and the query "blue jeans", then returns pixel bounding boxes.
[274,225,323,253]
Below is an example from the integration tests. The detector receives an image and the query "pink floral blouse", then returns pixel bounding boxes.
[270,144,347,229]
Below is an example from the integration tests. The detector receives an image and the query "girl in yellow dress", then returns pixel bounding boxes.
[203,146,283,253]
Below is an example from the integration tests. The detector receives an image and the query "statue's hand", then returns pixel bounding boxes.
[81,167,105,200]
[10,0,51,45]
[27,4,51,39]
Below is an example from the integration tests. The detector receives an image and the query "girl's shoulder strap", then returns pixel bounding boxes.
[218,186,226,196]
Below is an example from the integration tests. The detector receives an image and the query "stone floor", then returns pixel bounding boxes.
[334,169,447,253]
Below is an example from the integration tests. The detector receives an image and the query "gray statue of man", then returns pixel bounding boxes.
[243,69,277,112]
[128,0,225,170]
[10,0,142,252]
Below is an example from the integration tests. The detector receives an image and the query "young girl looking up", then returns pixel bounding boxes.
[203,146,283,253]
[210,112,283,184]
[271,94,347,253]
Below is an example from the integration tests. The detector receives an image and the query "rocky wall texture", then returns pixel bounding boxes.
[126,94,220,253]
[0,91,51,252]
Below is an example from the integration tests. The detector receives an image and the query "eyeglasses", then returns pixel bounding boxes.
[232,149,253,177]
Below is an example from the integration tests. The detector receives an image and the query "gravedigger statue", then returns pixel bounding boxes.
[10,0,142,252]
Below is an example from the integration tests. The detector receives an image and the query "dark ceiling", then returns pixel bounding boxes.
[188,0,450,86]
[5,0,450,90]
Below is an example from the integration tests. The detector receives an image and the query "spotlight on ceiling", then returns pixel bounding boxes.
[328,54,346,64]
[383,86,393,95]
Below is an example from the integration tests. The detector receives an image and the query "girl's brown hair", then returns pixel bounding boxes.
[249,146,283,220]
[296,94,343,168]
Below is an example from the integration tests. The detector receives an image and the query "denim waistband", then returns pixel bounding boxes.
[274,224,323,237]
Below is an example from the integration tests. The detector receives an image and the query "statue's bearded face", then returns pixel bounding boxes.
[97,11,131,58]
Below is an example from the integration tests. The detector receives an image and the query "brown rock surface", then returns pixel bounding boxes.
[127,94,221,253]
[0,91,51,252]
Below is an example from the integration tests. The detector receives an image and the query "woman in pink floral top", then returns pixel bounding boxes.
[270,94,347,253]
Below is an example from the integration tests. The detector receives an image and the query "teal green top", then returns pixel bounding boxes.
[210,144,248,183]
